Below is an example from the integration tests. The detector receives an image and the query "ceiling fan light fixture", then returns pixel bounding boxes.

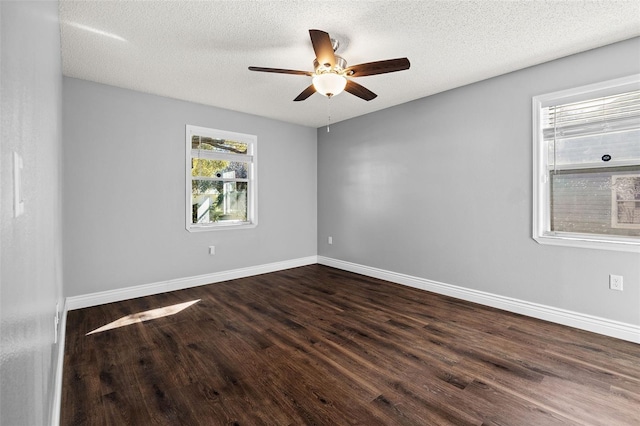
[312,72,347,98]
[249,29,409,102]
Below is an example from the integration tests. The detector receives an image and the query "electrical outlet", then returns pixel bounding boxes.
[609,275,623,291]
[328,236,333,245]
[209,246,215,255]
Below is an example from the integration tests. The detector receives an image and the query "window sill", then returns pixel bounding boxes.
[534,233,640,253]
[187,222,257,232]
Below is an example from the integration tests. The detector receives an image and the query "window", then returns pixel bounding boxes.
[612,174,640,229]
[186,125,256,231]
[532,75,640,252]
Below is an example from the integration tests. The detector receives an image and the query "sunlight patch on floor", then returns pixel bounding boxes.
[86,299,201,335]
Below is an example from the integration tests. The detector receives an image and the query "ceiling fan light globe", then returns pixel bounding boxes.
[312,73,347,98]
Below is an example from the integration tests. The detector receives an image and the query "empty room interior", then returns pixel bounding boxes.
[2,1,640,425]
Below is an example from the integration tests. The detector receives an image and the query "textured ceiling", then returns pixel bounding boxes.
[59,1,640,128]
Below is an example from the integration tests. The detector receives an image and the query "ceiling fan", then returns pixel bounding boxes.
[248,29,410,102]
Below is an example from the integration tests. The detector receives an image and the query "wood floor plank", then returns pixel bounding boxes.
[61,361,106,426]
[62,265,640,425]
[461,379,581,425]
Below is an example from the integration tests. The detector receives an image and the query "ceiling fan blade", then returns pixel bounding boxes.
[248,66,312,76]
[344,80,377,101]
[309,29,336,68]
[345,58,410,77]
[294,84,316,102]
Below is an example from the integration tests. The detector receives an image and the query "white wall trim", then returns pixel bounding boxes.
[318,256,640,344]
[66,256,318,310]
[50,300,68,426]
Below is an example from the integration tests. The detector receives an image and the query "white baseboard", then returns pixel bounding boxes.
[318,256,640,344]
[50,300,67,426]
[65,254,639,343]
[66,256,318,310]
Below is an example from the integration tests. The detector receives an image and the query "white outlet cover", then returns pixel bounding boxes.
[609,275,623,291]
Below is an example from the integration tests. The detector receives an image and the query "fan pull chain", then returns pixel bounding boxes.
[326,97,331,133]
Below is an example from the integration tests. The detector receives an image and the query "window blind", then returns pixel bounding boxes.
[542,90,640,140]
[542,89,640,170]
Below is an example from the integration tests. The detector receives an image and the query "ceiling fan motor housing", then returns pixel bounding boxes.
[314,56,348,75]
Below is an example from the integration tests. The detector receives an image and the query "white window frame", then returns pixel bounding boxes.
[532,74,640,253]
[186,125,257,232]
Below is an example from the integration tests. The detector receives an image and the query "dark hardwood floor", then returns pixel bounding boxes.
[62,265,640,425]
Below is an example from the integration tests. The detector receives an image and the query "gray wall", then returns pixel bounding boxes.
[63,78,317,297]
[318,37,640,326]
[1,1,64,424]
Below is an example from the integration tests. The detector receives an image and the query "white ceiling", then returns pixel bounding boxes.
[59,1,640,128]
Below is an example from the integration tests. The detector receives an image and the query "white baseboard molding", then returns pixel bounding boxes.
[63,253,639,340]
[66,256,318,311]
[318,256,640,344]
[50,300,67,426]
